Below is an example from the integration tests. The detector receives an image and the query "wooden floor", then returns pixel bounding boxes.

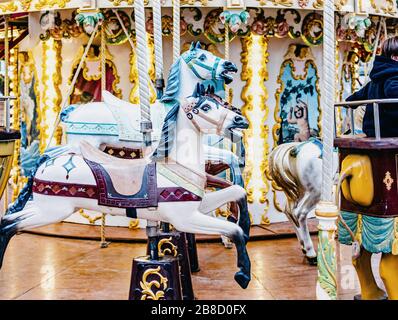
[0,232,385,300]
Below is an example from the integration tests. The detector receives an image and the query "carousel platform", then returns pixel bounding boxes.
[23,219,318,242]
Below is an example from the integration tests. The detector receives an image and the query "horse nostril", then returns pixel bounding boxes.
[223,61,236,70]
[234,116,243,123]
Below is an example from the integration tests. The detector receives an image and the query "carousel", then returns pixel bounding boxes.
[0,0,397,300]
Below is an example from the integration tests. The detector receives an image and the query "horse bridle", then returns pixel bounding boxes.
[205,93,242,115]
[182,99,228,135]
[182,53,222,80]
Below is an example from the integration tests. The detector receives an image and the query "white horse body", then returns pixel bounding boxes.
[269,139,339,264]
[269,140,322,263]
[1,93,251,289]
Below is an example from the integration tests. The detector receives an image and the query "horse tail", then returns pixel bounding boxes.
[0,202,42,269]
[269,143,301,204]
[6,154,49,215]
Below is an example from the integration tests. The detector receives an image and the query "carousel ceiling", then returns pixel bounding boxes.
[0,0,396,18]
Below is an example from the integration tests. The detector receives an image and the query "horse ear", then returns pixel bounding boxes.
[200,84,206,96]
[195,41,201,50]
[210,86,215,94]
[192,83,200,97]
[190,42,195,51]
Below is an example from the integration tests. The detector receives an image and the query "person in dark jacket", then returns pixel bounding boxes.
[347,36,398,137]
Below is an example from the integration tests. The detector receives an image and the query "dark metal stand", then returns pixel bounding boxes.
[128,256,182,300]
[147,229,195,300]
[186,233,200,273]
[129,221,183,300]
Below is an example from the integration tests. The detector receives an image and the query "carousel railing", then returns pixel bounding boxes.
[334,98,398,140]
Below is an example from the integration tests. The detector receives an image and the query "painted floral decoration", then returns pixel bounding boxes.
[219,10,250,33]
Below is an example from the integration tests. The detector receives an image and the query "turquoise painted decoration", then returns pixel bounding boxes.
[75,11,104,35]
[219,10,250,33]
[339,211,395,254]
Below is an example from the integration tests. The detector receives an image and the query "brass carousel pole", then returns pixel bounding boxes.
[100,14,109,249]
[3,16,9,213]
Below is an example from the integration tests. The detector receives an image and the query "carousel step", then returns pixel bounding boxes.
[22,219,318,243]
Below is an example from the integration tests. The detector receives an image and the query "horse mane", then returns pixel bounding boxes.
[269,144,301,207]
[161,57,181,104]
[151,100,180,160]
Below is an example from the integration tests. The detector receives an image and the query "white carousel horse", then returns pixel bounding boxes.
[269,138,324,265]
[60,43,243,187]
[0,94,251,289]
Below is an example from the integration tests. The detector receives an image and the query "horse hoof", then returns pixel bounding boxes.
[191,267,201,273]
[234,271,250,289]
[307,256,317,266]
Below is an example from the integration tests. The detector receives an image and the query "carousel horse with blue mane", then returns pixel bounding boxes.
[60,42,244,188]
[0,90,252,289]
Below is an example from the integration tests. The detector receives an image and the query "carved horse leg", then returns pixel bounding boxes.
[165,208,250,289]
[206,173,240,249]
[295,192,318,264]
[353,249,387,300]
[380,253,398,299]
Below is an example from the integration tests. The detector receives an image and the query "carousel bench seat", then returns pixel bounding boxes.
[335,136,398,218]
[334,137,398,150]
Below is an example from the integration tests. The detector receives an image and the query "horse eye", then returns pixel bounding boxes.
[199,54,206,61]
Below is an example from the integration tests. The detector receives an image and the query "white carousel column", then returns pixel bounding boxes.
[172,0,180,63]
[316,0,338,300]
[153,0,164,98]
[135,0,158,257]
[134,0,152,146]
[315,202,339,300]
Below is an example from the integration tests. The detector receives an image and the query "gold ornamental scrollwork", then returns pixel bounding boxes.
[35,0,71,10]
[257,0,293,7]
[79,209,103,224]
[313,0,323,9]
[0,1,18,12]
[369,0,397,14]
[158,237,178,257]
[110,0,150,5]
[240,34,270,224]
[181,0,211,5]
[335,0,348,10]
[140,266,168,300]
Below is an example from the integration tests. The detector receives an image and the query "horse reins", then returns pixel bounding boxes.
[182,53,222,81]
[182,100,228,135]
